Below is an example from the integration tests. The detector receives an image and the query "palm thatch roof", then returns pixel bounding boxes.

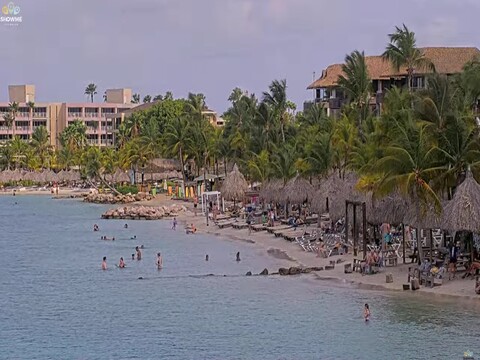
[220,163,248,201]
[403,202,442,229]
[260,179,284,203]
[366,191,409,225]
[442,171,480,232]
[316,172,363,222]
[283,175,315,204]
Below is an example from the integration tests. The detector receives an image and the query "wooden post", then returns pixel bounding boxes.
[429,228,433,262]
[362,202,367,257]
[353,204,357,256]
[345,200,349,250]
[402,224,406,264]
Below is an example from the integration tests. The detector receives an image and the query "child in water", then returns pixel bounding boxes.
[102,257,107,270]
[156,252,163,269]
[364,303,370,321]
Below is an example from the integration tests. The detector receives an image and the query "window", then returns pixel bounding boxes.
[412,76,424,89]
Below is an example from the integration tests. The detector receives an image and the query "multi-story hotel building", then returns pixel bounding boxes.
[306,47,480,117]
[0,85,135,147]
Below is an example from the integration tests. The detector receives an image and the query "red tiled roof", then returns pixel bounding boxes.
[307,47,480,89]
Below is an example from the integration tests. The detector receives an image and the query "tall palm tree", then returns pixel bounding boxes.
[27,101,35,139]
[153,94,163,101]
[84,83,97,103]
[163,116,192,187]
[337,50,372,129]
[131,93,140,104]
[8,101,19,139]
[262,79,288,143]
[143,95,152,103]
[3,113,13,140]
[382,24,435,93]
[31,125,51,168]
[59,120,87,152]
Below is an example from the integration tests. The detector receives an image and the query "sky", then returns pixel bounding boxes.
[0,0,479,113]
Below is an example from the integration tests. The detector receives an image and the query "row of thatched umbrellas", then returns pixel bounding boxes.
[220,164,480,234]
[0,169,82,183]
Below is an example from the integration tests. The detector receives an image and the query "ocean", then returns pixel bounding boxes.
[0,195,479,360]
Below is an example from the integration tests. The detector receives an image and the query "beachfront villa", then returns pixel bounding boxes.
[306,47,480,117]
[0,85,135,147]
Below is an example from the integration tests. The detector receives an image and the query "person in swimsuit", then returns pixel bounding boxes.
[236,252,241,262]
[364,303,370,321]
[93,224,99,232]
[172,217,177,230]
[156,252,163,269]
[131,253,135,261]
[102,257,107,270]
[124,224,128,229]
[136,246,142,261]
[119,257,125,268]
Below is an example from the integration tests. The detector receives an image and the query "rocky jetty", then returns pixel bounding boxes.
[101,204,187,220]
[84,192,154,204]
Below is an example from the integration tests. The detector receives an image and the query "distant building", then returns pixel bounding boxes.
[0,85,134,147]
[202,108,225,127]
[306,47,480,117]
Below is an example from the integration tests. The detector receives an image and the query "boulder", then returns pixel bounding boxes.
[245,271,252,276]
[301,268,312,274]
[344,263,353,274]
[411,279,420,290]
[310,267,324,271]
[325,265,335,270]
[386,273,393,283]
[259,268,268,275]
[278,268,289,276]
[288,267,302,275]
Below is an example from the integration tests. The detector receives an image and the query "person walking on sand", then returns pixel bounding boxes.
[364,303,370,321]
[172,217,177,230]
[118,257,125,268]
[156,252,163,269]
[193,196,198,216]
[102,257,107,270]
[136,246,142,261]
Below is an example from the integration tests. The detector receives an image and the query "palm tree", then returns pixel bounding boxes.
[124,112,144,138]
[131,93,140,104]
[382,24,435,93]
[143,95,152,103]
[10,136,28,169]
[8,101,18,139]
[153,94,163,101]
[31,125,51,168]
[337,50,372,129]
[3,113,13,140]
[27,101,35,139]
[262,79,288,143]
[84,83,97,103]
[59,120,87,152]
[163,116,192,187]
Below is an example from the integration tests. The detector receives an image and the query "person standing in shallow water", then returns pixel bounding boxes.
[205,254,209,261]
[157,252,163,268]
[136,246,142,260]
[102,257,107,270]
[118,257,125,268]
[364,303,370,321]
[172,217,177,230]
[236,252,241,262]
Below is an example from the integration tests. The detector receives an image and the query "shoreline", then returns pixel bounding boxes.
[9,192,479,300]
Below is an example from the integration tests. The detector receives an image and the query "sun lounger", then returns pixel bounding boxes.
[273,226,295,237]
[251,223,267,232]
[216,220,236,229]
[232,222,249,230]
[266,225,292,234]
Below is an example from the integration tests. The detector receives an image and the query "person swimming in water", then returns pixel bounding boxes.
[364,303,370,321]
[119,257,125,268]
[130,235,137,240]
[205,254,209,261]
[236,252,241,262]
[136,246,142,261]
[124,223,128,229]
[102,256,107,270]
[156,252,163,269]
[131,253,135,261]
[93,224,99,232]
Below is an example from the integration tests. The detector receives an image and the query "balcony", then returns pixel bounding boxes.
[68,112,82,118]
[33,113,47,118]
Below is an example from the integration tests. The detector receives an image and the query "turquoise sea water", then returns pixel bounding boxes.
[1,196,479,360]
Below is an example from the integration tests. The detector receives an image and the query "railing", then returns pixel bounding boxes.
[68,112,82,117]
[33,113,47,118]
[85,112,99,117]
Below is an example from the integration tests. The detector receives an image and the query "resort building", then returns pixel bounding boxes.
[0,85,134,147]
[306,47,480,117]
[202,108,225,127]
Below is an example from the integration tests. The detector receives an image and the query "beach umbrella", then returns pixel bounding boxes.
[220,163,248,204]
[283,174,314,204]
[260,179,283,203]
[324,172,363,222]
[366,191,408,226]
[442,170,480,233]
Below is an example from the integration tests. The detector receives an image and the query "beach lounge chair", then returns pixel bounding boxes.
[232,222,249,230]
[216,220,236,229]
[251,223,267,232]
[273,226,295,237]
[267,224,292,234]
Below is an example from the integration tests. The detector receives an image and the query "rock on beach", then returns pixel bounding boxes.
[101,204,187,220]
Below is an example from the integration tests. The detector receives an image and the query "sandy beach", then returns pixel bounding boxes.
[135,194,480,300]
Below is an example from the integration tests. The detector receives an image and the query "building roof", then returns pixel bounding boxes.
[307,47,480,89]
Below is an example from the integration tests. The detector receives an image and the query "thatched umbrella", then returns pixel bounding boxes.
[283,175,314,204]
[220,164,248,207]
[325,172,364,222]
[442,171,480,233]
[260,179,284,203]
[366,191,408,226]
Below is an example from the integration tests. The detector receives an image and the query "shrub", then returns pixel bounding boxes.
[116,185,139,195]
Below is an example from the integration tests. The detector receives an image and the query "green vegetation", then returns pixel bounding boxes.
[116,185,139,195]
[0,25,479,213]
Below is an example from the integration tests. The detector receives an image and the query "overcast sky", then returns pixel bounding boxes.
[1,0,479,112]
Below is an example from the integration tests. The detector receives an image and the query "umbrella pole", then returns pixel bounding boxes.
[345,200,349,253]
[353,204,357,257]
[402,224,406,264]
[429,229,433,263]
[362,202,367,257]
